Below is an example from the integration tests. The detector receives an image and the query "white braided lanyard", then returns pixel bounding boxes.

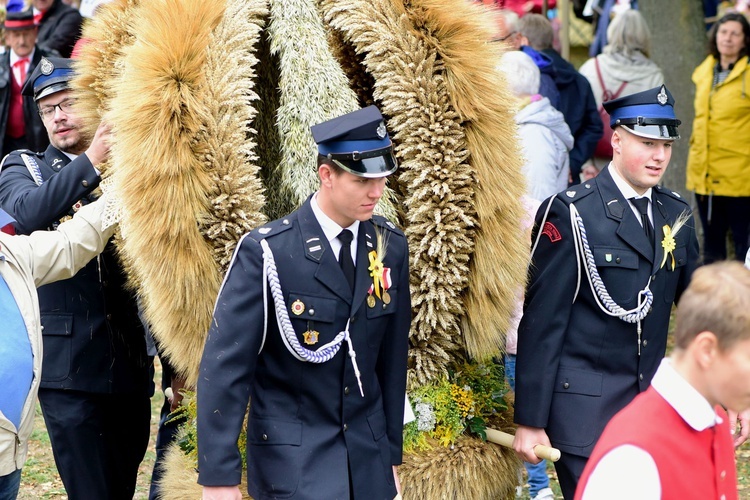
[260,239,364,396]
[21,154,44,187]
[568,203,653,355]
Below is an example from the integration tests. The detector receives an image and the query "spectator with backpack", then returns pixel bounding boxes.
[579,9,664,178]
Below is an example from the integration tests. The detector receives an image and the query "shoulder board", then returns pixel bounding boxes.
[654,185,690,206]
[371,215,404,236]
[555,181,596,204]
[250,216,295,239]
[0,150,38,170]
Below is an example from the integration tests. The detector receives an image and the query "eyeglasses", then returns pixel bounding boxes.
[38,98,76,121]
[491,31,517,42]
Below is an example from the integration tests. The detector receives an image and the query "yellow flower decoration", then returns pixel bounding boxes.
[659,211,692,271]
[660,225,676,271]
[368,250,385,299]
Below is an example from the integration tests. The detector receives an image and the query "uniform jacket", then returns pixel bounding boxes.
[542,48,603,179]
[0,200,113,476]
[686,55,750,197]
[36,0,83,58]
[0,48,53,153]
[576,386,737,500]
[0,146,150,394]
[516,96,574,201]
[197,198,410,500]
[514,167,699,457]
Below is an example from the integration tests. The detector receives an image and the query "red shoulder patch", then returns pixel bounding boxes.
[541,222,561,243]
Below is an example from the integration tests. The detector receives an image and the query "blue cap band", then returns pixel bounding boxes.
[317,137,391,156]
[609,103,677,127]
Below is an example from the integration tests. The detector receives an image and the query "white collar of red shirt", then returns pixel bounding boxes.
[651,358,720,432]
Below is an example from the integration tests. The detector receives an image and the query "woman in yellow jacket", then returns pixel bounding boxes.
[686,12,750,263]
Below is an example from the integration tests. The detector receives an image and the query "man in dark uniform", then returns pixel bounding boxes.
[512,85,700,499]
[0,10,53,157]
[0,57,151,500]
[197,106,411,500]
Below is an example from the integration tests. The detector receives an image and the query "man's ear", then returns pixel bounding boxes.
[318,162,334,188]
[611,128,623,156]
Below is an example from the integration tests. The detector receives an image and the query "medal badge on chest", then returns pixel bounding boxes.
[303,329,320,345]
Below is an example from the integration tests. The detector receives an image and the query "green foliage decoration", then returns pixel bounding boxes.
[403,361,508,454]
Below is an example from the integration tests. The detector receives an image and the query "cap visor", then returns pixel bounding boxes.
[622,124,680,141]
[332,154,398,178]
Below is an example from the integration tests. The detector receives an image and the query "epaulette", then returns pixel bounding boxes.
[555,181,597,205]
[251,216,295,239]
[371,215,404,236]
[0,149,39,170]
[654,185,690,206]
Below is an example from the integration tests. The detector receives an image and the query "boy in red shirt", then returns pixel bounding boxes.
[577,261,750,499]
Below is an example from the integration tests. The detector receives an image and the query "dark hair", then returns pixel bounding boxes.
[317,154,343,175]
[708,12,750,61]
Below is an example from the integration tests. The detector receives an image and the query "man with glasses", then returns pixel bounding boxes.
[0,57,151,500]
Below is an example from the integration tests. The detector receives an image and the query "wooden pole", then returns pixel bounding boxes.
[485,428,562,462]
[559,0,570,60]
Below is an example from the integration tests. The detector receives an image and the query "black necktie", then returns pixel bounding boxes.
[631,197,653,246]
[337,229,355,292]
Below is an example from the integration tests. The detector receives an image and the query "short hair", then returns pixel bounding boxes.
[497,50,540,96]
[603,9,653,58]
[673,261,750,351]
[317,154,343,175]
[708,12,750,61]
[517,13,554,51]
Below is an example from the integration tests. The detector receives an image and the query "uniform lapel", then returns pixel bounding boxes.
[297,200,352,303]
[651,192,670,275]
[45,147,71,173]
[598,168,654,263]
[351,222,375,316]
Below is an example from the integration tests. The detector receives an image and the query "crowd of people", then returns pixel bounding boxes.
[1,1,750,500]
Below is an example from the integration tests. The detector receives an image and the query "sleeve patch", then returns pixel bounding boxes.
[542,222,562,243]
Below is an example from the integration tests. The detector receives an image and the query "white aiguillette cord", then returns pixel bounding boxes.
[531,197,654,355]
[260,239,364,396]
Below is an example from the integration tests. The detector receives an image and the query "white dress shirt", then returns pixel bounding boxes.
[608,163,653,227]
[10,49,34,86]
[310,192,359,264]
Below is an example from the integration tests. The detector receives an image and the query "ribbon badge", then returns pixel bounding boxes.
[368,250,392,306]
